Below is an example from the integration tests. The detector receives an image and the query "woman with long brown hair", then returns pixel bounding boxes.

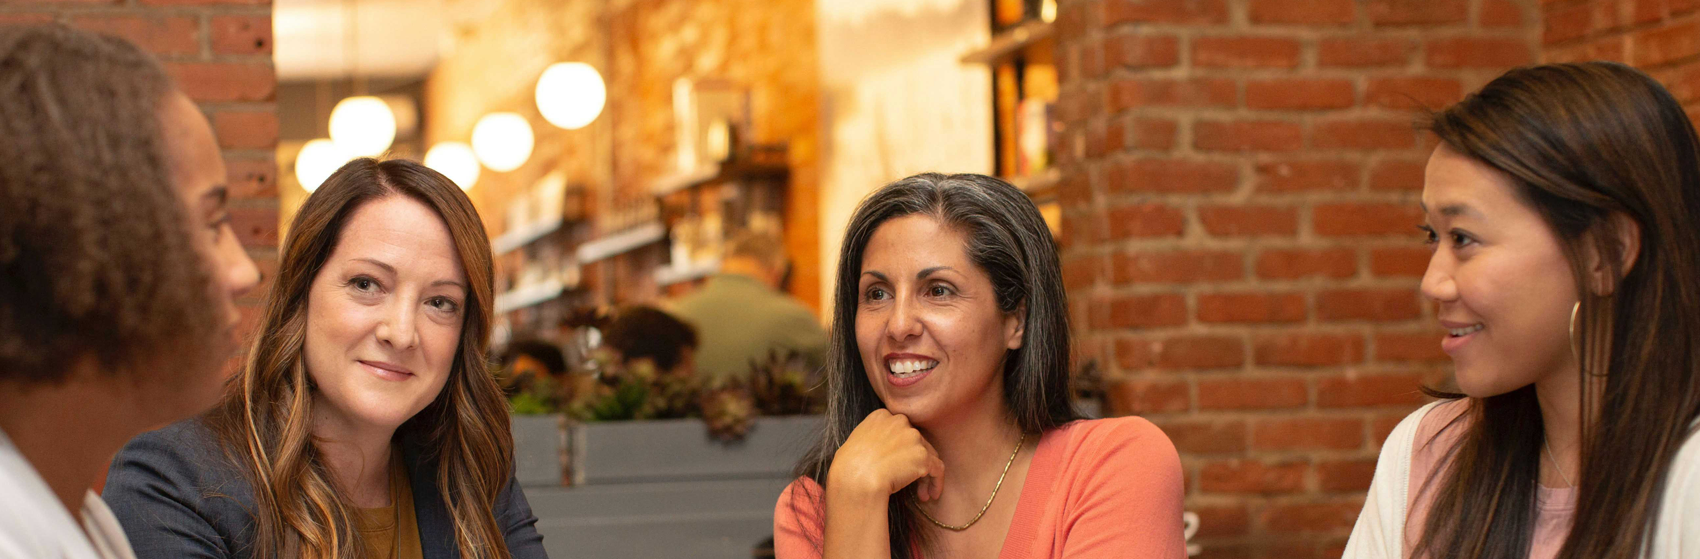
[1344,62,1700,558]
[103,158,545,559]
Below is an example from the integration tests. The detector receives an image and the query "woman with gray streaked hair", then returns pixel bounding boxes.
[774,173,1186,558]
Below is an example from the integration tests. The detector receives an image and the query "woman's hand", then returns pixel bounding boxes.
[828,409,945,502]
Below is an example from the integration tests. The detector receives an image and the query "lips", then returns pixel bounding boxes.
[883,353,939,388]
[359,360,415,381]
[1438,320,1483,355]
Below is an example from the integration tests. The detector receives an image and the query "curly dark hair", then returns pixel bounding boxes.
[0,25,221,384]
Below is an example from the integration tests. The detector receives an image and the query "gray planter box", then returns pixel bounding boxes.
[511,414,568,487]
[568,415,821,485]
[516,415,822,558]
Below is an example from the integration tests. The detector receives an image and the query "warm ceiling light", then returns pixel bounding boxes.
[295,138,350,193]
[536,62,606,130]
[328,96,396,157]
[471,112,534,172]
[425,141,480,190]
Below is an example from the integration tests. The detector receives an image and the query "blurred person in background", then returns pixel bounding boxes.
[0,25,260,558]
[669,231,828,382]
[602,305,699,377]
[498,339,570,396]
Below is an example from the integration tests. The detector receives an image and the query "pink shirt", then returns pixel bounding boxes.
[773,416,1186,558]
[1404,400,1576,559]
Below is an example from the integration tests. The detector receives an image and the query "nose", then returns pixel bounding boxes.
[1420,248,1459,304]
[224,242,260,299]
[375,298,420,350]
[886,293,923,342]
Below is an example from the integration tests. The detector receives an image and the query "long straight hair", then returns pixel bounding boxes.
[792,173,1078,558]
[1413,62,1700,559]
[204,158,513,559]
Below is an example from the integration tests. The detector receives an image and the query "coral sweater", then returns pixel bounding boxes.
[773,416,1187,558]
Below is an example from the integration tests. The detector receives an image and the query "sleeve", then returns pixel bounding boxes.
[1341,403,1432,559]
[495,464,547,558]
[101,429,234,559]
[773,477,826,559]
[1650,426,1700,558]
[1060,417,1187,559]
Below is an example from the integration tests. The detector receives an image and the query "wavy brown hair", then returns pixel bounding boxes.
[204,158,512,559]
[1413,63,1700,559]
[0,24,222,384]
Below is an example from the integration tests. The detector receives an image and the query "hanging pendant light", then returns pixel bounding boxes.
[296,138,351,193]
[536,62,606,130]
[328,95,396,157]
[425,141,480,190]
[471,112,534,172]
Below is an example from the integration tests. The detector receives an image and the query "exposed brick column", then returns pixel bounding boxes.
[1054,0,1537,555]
[0,0,278,338]
[1544,0,1700,124]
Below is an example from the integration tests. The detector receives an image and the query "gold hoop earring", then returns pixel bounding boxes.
[1568,301,1581,359]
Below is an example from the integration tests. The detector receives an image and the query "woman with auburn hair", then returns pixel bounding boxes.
[774,173,1185,558]
[104,158,545,559]
[1345,62,1700,558]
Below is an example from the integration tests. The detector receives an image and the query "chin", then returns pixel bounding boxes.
[341,393,428,430]
[1453,366,1526,399]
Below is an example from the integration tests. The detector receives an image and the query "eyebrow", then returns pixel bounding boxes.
[200,185,229,210]
[861,267,958,283]
[353,258,466,290]
[916,266,954,280]
[1420,202,1479,218]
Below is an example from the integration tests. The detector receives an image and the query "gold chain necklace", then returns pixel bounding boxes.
[917,432,1026,532]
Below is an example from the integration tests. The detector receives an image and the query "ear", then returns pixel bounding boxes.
[1004,303,1027,351]
[1584,212,1641,296]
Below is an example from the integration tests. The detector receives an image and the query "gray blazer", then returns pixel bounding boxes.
[102,419,547,559]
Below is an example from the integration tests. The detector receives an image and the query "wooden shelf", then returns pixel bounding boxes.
[961,19,1054,65]
[492,215,566,254]
[1006,168,1061,200]
[651,160,789,197]
[496,278,569,314]
[654,258,721,287]
[575,221,667,264]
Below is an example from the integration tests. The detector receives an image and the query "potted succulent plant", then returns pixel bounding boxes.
[506,348,824,487]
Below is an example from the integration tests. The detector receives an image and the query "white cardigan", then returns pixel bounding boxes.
[1342,402,1700,558]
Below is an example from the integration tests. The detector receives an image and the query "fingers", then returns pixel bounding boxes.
[927,455,945,502]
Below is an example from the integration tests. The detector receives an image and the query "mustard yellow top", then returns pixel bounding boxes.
[353,449,422,559]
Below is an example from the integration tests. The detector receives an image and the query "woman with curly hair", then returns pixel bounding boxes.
[0,25,260,558]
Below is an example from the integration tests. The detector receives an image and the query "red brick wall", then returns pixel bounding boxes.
[1543,0,1700,123]
[0,0,278,337]
[1054,0,1537,555]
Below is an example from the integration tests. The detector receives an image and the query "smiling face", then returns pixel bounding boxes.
[1420,143,1579,398]
[303,195,468,437]
[854,214,1024,427]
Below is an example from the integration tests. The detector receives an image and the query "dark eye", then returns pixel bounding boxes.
[207,215,231,238]
[1418,225,1439,247]
[929,284,952,297]
[351,276,378,292]
[1451,231,1476,248]
[427,297,460,313]
[865,287,889,301]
